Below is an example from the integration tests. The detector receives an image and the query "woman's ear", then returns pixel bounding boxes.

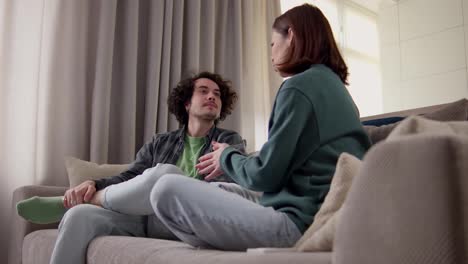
[287,28,294,46]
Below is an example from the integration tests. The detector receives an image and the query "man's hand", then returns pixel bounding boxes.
[63,180,96,209]
[196,141,229,181]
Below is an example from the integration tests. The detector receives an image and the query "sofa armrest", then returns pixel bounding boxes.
[8,185,67,264]
[334,134,468,264]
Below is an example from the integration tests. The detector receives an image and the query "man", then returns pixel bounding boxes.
[17,71,246,264]
[62,71,244,208]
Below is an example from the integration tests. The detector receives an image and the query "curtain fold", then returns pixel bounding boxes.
[0,0,281,261]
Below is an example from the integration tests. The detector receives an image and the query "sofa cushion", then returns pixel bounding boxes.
[22,230,57,264]
[335,134,468,264]
[23,229,332,264]
[295,153,362,252]
[335,118,468,263]
[364,98,468,144]
[64,156,129,187]
[387,116,468,140]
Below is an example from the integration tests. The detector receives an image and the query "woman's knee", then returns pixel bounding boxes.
[149,174,189,210]
[150,174,187,199]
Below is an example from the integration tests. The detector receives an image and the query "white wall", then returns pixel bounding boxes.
[378,0,468,112]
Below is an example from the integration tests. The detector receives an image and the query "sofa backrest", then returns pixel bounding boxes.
[361,98,468,144]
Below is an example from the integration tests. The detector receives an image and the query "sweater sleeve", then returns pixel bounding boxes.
[220,88,320,192]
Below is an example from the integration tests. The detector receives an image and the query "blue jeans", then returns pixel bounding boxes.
[50,164,301,264]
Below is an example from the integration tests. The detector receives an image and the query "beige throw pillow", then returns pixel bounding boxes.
[295,153,362,252]
[64,156,130,187]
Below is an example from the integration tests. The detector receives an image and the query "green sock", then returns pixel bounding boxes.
[16,196,66,224]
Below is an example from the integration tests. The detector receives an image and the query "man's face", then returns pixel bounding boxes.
[185,78,222,122]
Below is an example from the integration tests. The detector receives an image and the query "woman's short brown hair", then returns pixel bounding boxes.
[273,4,349,84]
[167,72,238,125]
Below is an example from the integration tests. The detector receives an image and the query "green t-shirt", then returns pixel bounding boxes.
[176,135,206,178]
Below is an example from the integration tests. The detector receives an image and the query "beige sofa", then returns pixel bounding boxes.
[8,99,468,264]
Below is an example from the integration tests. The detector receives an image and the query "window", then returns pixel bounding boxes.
[280,0,382,117]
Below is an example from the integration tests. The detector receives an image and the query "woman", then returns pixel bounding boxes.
[153,3,371,250]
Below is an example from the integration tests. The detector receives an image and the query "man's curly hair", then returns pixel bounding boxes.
[167,72,238,125]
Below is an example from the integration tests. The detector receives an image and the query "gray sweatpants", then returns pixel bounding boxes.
[50,164,301,264]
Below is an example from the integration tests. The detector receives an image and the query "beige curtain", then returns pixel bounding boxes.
[0,0,281,260]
